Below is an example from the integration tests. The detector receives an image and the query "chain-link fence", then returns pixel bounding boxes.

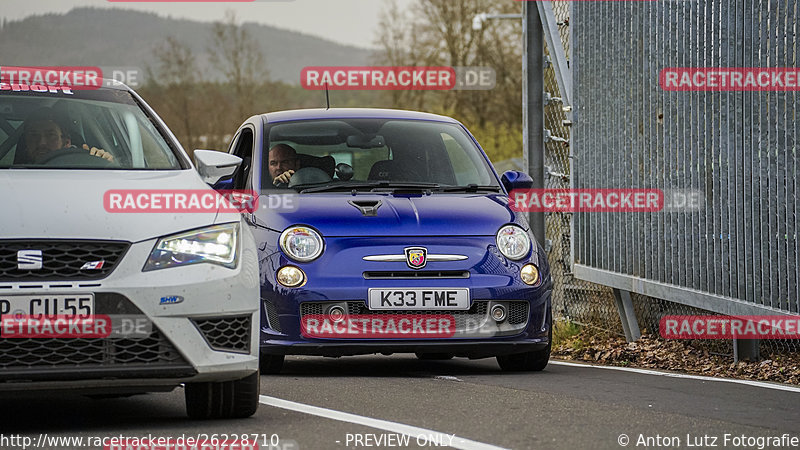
[529,2,799,363]
[542,2,620,336]
[496,2,622,336]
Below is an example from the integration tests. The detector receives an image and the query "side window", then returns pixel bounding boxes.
[231,128,254,189]
[442,132,488,185]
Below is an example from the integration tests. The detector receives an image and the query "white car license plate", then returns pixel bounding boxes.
[0,294,94,318]
[368,288,470,310]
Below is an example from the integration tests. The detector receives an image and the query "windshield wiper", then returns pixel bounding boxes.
[298,182,384,193]
[369,182,441,192]
[299,181,440,194]
[436,184,502,193]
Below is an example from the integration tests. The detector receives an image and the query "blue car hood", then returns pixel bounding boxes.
[256,193,519,237]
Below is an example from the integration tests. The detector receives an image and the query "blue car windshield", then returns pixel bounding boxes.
[263,119,499,191]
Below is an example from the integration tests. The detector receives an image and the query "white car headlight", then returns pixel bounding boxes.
[280,226,324,262]
[496,225,531,260]
[144,223,239,271]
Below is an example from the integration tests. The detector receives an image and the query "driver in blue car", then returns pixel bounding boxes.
[19,108,114,164]
[268,143,299,186]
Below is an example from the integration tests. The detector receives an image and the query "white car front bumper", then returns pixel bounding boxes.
[0,219,260,392]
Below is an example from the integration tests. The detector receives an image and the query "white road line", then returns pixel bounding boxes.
[259,395,508,450]
[434,375,463,382]
[550,360,800,393]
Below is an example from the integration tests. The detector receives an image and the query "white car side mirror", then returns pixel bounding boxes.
[193,150,242,185]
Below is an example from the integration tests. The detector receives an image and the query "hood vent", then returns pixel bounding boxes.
[348,200,382,217]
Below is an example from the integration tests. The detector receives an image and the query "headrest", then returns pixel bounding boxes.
[297,153,335,178]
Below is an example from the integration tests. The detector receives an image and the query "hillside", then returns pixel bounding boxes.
[0,8,374,84]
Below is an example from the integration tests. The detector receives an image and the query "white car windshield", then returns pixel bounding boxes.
[0,87,182,170]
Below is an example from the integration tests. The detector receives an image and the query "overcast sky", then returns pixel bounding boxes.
[1,0,416,49]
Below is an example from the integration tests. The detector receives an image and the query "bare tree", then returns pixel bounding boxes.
[374,0,437,109]
[207,10,266,120]
[149,36,200,152]
[374,0,523,160]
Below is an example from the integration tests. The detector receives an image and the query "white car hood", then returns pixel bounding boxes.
[0,170,232,241]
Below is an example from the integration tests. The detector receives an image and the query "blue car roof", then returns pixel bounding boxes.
[260,108,462,124]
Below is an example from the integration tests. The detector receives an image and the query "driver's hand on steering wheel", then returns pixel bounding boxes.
[82,143,114,162]
[273,169,295,185]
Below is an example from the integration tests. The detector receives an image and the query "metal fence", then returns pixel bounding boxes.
[538,2,621,334]
[537,1,799,357]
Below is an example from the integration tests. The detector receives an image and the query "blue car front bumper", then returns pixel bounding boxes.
[255,233,552,358]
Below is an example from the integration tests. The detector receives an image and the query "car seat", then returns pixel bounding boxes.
[297,153,335,178]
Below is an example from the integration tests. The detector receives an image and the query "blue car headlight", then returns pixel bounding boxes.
[280,226,324,262]
[143,223,239,271]
[496,225,531,260]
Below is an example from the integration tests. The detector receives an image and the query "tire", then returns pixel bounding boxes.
[259,354,285,374]
[414,352,454,361]
[185,371,260,419]
[496,346,550,372]
[497,310,552,372]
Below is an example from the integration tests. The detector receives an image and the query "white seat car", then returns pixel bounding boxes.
[0,79,260,419]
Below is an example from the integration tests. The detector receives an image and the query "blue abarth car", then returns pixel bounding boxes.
[219,109,552,373]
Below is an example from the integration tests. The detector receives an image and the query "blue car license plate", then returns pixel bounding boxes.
[368,288,470,310]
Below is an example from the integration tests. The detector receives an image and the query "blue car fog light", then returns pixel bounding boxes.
[277,265,306,287]
[521,264,541,285]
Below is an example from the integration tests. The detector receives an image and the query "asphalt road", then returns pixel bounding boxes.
[1,355,799,450]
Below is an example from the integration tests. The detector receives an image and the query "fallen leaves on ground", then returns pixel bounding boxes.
[552,329,800,385]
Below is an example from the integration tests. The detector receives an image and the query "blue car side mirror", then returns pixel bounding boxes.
[212,177,235,191]
[501,170,534,192]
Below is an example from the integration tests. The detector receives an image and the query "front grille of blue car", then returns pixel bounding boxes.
[0,240,130,281]
[362,271,470,279]
[508,302,529,325]
[299,301,529,337]
[301,301,490,317]
[264,300,282,333]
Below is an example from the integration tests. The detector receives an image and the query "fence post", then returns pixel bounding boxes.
[734,338,760,362]
[523,2,546,244]
[613,288,641,342]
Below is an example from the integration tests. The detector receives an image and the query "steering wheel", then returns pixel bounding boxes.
[288,167,333,189]
[39,147,114,168]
